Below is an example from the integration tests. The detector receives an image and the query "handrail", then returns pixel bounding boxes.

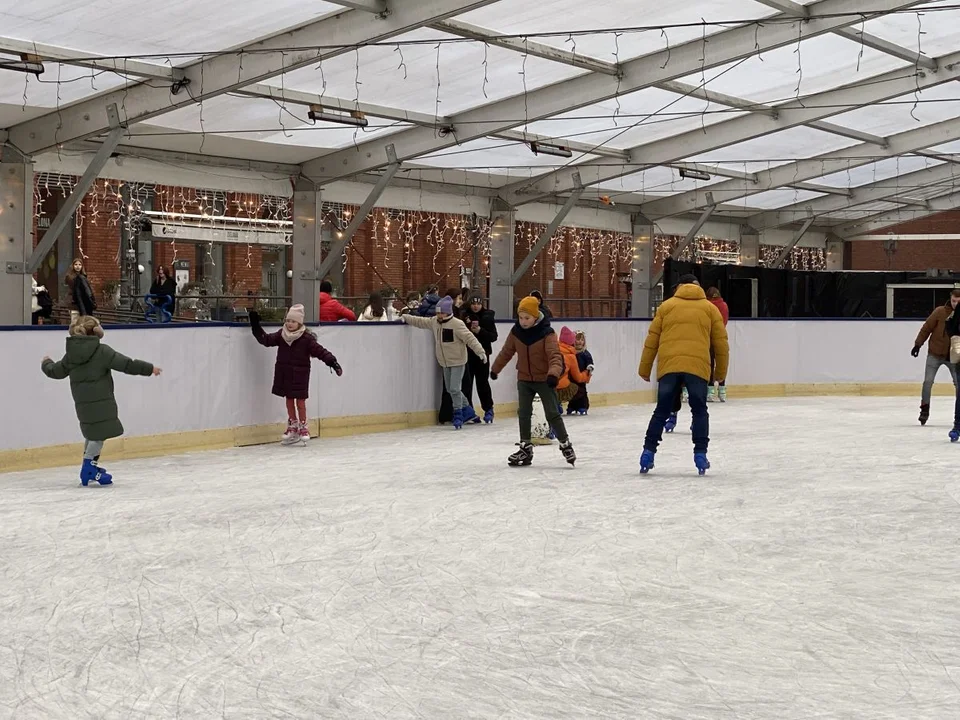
[144,293,174,324]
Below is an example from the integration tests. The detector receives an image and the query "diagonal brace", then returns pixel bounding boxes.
[772,216,816,268]
[651,204,717,286]
[316,145,399,280]
[25,105,123,274]
[511,174,583,284]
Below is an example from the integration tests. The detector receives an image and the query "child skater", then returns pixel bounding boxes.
[41,316,161,486]
[401,295,487,429]
[566,329,595,415]
[249,305,342,446]
[490,295,576,467]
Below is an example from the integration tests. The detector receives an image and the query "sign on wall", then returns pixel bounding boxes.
[554,261,565,280]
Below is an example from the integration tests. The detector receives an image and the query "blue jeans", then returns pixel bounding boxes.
[645,373,709,454]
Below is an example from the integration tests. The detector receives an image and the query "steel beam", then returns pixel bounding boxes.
[750,161,960,230]
[26,106,123,273]
[316,145,399,280]
[643,114,960,219]
[302,0,927,183]
[511,173,583,284]
[836,189,960,236]
[325,0,388,11]
[434,19,620,76]
[651,205,716,286]
[8,0,500,155]
[0,36,179,81]
[771,217,815,268]
[792,182,852,197]
[503,45,959,205]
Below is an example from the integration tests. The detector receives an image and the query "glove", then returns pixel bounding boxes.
[330,362,343,377]
[547,375,558,388]
[911,345,920,358]
[490,371,498,381]
[479,353,488,365]
[586,364,595,373]
[249,310,261,327]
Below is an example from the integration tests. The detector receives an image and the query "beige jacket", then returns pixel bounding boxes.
[402,314,487,367]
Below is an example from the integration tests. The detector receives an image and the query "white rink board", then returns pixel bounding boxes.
[0,398,958,718]
[0,318,947,453]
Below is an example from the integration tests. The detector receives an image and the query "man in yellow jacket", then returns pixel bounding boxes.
[638,274,730,475]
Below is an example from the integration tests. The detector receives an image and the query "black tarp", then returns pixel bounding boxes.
[663,260,953,318]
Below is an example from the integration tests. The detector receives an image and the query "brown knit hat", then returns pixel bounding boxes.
[517,296,540,318]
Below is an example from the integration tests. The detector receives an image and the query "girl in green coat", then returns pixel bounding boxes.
[42,316,161,486]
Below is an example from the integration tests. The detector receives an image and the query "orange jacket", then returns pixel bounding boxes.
[557,341,591,390]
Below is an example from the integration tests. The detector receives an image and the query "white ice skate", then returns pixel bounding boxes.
[281,419,300,445]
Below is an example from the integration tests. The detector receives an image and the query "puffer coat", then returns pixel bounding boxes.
[639,283,730,382]
[253,324,338,399]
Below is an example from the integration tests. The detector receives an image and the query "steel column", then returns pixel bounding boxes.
[630,215,655,318]
[488,200,516,320]
[0,146,34,325]
[292,185,323,323]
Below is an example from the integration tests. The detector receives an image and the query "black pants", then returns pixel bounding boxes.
[439,362,474,423]
[466,352,493,412]
[567,383,590,412]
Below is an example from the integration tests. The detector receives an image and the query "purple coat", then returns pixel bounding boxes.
[253,325,338,399]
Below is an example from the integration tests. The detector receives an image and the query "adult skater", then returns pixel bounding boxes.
[637,274,729,476]
[913,289,960,426]
[945,300,960,442]
[460,292,498,423]
[41,316,161,486]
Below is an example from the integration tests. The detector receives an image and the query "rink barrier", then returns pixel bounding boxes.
[2,317,956,474]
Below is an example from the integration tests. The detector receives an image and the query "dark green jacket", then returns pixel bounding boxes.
[42,336,154,441]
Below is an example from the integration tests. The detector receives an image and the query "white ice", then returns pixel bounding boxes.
[2,397,960,719]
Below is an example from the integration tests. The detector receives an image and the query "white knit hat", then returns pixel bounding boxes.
[285,304,305,324]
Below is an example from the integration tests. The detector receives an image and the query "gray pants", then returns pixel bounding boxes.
[83,439,104,461]
[922,354,958,405]
[443,364,467,411]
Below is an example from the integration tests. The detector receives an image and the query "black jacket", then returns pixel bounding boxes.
[150,277,177,305]
[947,306,960,338]
[460,306,498,354]
[73,274,97,316]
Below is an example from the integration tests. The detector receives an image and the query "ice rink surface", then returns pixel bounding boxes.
[2,396,960,719]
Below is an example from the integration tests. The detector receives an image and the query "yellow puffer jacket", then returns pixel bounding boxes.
[638,284,730,381]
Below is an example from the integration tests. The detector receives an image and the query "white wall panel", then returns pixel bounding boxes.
[0,319,943,454]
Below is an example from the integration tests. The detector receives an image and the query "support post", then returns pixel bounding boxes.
[510,173,583,284]
[292,184,323,323]
[0,145,33,325]
[772,216,815,268]
[651,204,716,286]
[315,145,399,280]
[630,214,655,318]
[488,200,516,320]
[825,236,844,271]
[739,225,760,266]
[26,105,123,273]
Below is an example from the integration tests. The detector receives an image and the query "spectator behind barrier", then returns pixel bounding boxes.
[318,280,357,322]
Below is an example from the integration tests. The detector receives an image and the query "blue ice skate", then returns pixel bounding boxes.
[483,408,495,424]
[694,453,710,476]
[950,427,960,443]
[452,409,464,430]
[639,449,655,474]
[664,412,678,433]
[80,458,112,487]
[566,407,576,416]
[461,406,482,425]
[577,408,588,416]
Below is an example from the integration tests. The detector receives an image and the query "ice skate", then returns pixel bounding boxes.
[281,419,299,445]
[639,449,655,474]
[694,452,711,476]
[919,404,930,426]
[296,422,310,446]
[483,408,495,424]
[559,440,576,466]
[566,407,576,415]
[664,412,678,433]
[508,442,533,466]
[577,408,588,416]
[80,458,112,487]
[461,406,482,425]
[950,426,960,443]
[707,386,717,403]
[681,387,688,404]
[718,386,727,403]
[452,408,464,430]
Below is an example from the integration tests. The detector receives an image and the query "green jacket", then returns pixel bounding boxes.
[42,336,154,441]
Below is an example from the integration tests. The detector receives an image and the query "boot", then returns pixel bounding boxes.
[281,419,299,445]
[508,442,533,466]
[92,456,112,485]
[707,386,717,403]
[695,452,711,476]
[559,440,576,466]
[639,449,655,474]
[452,408,464,430]
[461,406,482,425]
[80,458,112,487]
[664,412,678,433]
[297,421,310,445]
[483,408,495,424]
[718,386,727,403]
[919,403,930,426]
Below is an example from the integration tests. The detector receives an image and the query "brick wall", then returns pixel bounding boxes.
[847,210,960,272]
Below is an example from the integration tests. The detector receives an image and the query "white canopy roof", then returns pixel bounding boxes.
[2,0,959,237]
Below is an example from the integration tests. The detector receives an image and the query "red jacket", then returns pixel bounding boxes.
[318,292,356,322]
[710,297,729,326]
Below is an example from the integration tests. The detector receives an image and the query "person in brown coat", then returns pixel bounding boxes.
[912,289,960,425]
[490,295,576,467]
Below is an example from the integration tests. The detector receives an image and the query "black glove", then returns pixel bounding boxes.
[330,362,343,377]
[911,345,921,358]
[490,371,498,381]
[249,310,261,328]
[547,375,558,388]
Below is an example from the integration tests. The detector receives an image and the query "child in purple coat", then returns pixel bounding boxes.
[249,304,342,445]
